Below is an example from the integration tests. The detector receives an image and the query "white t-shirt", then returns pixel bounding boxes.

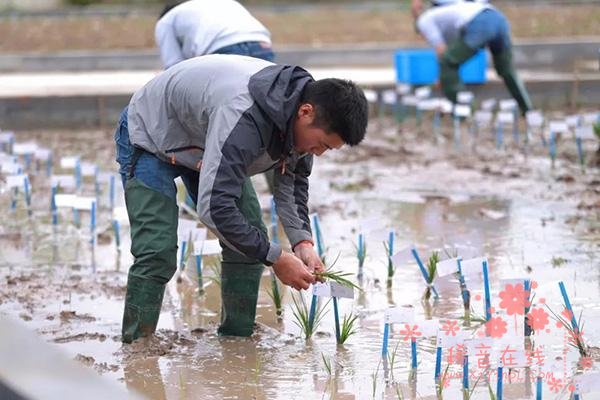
[155,0,272,69]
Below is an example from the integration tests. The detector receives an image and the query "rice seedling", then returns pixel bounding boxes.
[314,253,361,291]
[436,363,450,399]
[204,255,222,287]
[387,340,402,383]
[321,352,332,375]
[338,311,359,344]
[423,251,439,301]
[371,358,382,399]
[291,292,329,340]
[383,241,394,284]
[266,272,284,317]
[545,304,588,357]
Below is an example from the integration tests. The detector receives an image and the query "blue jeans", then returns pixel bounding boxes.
[114,107,199,202]
[462,8,511,55]
[212,41,275,62]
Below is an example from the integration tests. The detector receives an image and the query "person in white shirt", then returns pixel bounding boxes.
[416,2,531,115]
[411,0,489,20]
[155,0,273,69]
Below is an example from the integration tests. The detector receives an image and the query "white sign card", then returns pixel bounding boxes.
[358,217,380,233]
[457,91,474,104]
[60,156,80,169]
[381,89,397,105]
[391,246,415,268]
[5,174,27,188]
[480,99,497,111]
[576,125,596,140]
[436,257,459,277]
[12,142,38,155]
[396,83,411,95]
[575,372,600,394]
[177,218,199,241]
[417,98,440,111]
[526,110,544,127]
[1,162,22,174]
[566,115,580,128]
[384,306,414,324]
[312,282,331,297]
[34,148,51,161]
[402,95,419,106]
[0,132,15,143]
[454,104,471,118]
[51,175,76,189]
[437,327,467,348]
[96,172,114,183]
[440,99,454,114]
[200,239,221,255]
[497,111,514,125]
[548,120,569,134]
[459,257,488,276]
[80,162,98,176]
[72,196,96,211]
[330,282,354,299]
[582,113,599,125]
[112,206,129,224]
[415,86,431,99]
[362,89,378,104]
[54,194,78,208]
[499,99,517,111]
[475,110,493,125]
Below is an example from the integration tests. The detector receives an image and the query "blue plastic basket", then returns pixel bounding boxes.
[395,48,487,85]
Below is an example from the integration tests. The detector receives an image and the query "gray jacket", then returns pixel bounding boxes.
[127,54,314,265]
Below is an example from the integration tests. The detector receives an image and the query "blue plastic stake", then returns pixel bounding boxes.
[357,233,365,276]
[75,159,82,191]
[411,247,439,299]
[179,240,187,271]
[24,154,32,170]
[496,122,503,150]
[433,111,441,142]
[51,186,58,225]
[312,214,324,257]
[94,167,100,198]
[524,279,532,336]
[497,365,504,400]
[270,196,279,244]
[536,376,542,400]
[382,322,390,358]
[574,390,580,400]
[483,260,492,320]
[333,297,341,343]
[73,208,80,228]
[549,131,557,168]
[90,201,96,245]
[463,355,469,390]
[10,187,18,210]
[457,258,470,309]
[411,337,417,369]
[24,176,32,217]
[109,175,115,211]
[112,220,120,249]
[453,115,461,150]
[576,137,584,168]
[558,281,580,333]
[46,154,52,177]
[195,254,203,293]
[434,345,442,382]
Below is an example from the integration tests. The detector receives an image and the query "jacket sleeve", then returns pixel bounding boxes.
[197,105,281,265]
[155,18,184,69]
[273,154,313,248]
[416,10,445,47]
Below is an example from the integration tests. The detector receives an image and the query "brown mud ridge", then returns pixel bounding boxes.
[117,329,197,362]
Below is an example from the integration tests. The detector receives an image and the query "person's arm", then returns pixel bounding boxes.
[416,10,446,51]
[273,154,324,273]
[411,0,425,19]
[155,18,184,69]
[197,107,315,289]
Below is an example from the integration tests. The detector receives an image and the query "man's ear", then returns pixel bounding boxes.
[297,103,314,119]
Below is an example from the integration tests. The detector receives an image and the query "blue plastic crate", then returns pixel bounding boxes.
[395,48,487,85]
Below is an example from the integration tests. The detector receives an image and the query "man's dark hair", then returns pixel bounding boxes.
[300,78,368,146]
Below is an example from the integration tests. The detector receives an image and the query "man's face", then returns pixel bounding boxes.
[293,103,344,156]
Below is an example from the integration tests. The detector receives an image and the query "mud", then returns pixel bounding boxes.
[0,115,599,399]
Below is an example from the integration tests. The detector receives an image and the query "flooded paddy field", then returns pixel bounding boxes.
[1,115,599,399]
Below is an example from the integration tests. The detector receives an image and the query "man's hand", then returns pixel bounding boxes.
[272,251,316,291]
[435,44,447,58]
[411,0,424,19]
[293,242,324,273]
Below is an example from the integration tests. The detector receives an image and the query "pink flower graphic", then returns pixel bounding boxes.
[548,377,563,393]
[485,316,508,338]
[526,307,550,331]
[499,283,530,316]
[441,320,460,337]
[399,324,422,342]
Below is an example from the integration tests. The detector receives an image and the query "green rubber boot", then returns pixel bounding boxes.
[217,178,266,337]
[440,39,478,103]
[122,178,179,343]
[493,49,532,115]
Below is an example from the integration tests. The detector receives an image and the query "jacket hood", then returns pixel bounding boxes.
[248,64,314,154]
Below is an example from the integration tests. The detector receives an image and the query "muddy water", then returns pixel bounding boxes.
[0,120,599,400]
